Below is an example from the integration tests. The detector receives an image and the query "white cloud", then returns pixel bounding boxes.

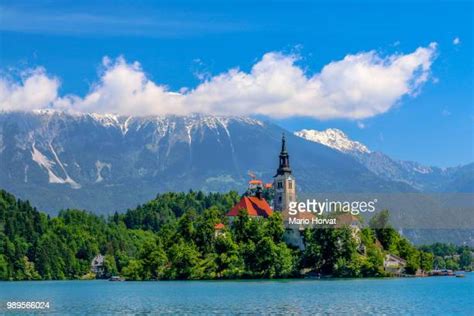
[453,37,461,45]
[357,121,366,129]
[0,68,59,111]
[57,56,185,116]
[0,43,438,120]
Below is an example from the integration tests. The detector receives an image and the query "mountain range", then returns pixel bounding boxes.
[295,128,474,193]
[0,111,471,215]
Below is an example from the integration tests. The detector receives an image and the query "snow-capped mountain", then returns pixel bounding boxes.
[2,111,417,213]
[1,112,471,214]
[1,112,472,245]
[294,128,473,191]
[294,128,370,154]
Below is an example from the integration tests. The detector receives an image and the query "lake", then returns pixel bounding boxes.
[1,275,473,315]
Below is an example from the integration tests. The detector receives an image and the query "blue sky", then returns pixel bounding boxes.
[0,0,472,167]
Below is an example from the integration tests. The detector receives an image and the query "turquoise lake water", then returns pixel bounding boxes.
[1,275,473,315]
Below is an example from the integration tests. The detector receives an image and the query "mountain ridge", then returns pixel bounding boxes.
[294,128,473,192]
[0,111,416,214]
[295,128,371,154]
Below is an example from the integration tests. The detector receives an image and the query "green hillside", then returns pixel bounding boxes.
[0,189,471,280]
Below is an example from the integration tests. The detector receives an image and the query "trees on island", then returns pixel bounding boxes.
[0,189,470,280]
[419,242,472,271]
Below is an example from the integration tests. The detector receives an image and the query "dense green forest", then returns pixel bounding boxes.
[0,189,471,280]
[419,243,473,271]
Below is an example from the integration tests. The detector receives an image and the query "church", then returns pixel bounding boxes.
[272,134,308,249]
[226,133,307,249]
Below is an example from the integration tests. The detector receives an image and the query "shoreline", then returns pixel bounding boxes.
[0,272,469,283]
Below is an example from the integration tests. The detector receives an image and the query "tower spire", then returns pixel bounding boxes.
[281,132,287,153]
[273,132,296,213]
[275,133,291,176]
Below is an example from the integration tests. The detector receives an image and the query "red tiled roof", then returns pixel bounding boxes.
[227,196,273,218]
[264,183,272,188]
[249,179,262,185]
[214,223,225,230]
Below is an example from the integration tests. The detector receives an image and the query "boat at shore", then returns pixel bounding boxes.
[427,268,470,278]
[429,269,455,276]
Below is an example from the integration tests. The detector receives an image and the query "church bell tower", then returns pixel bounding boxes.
[273,133,296,212]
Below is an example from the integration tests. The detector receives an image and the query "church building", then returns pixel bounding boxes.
[225,133,360,250]
[273,133,309,249]
[225,133,307,249]
[226,189,273,220]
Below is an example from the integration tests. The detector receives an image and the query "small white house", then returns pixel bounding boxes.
[384,254,407,275]
[91,254,105,276]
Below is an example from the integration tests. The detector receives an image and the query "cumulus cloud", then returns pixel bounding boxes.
[0,68,59,111]
[0,43,438,120]
[453,37,461,45]
[58,56,185,116]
